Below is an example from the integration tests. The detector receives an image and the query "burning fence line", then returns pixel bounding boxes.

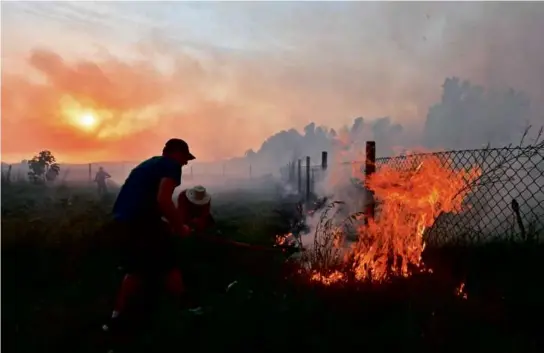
[276,153,481,285]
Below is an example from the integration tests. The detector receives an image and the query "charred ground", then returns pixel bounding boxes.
[2,181,544,353]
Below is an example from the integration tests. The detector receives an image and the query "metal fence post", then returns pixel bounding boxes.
[297,159,302,194]
[311,168,315,194]
[306,156,311,202]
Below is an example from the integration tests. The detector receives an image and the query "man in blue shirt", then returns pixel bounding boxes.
[104,138,195,346]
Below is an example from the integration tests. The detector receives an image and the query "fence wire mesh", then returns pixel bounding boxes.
[374,145,544,245]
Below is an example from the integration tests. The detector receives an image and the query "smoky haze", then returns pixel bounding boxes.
[123,1,544,172]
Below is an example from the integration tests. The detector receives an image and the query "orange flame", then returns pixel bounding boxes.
[310,270,344,285]
[309,153,481,284]
[275,233,292,246]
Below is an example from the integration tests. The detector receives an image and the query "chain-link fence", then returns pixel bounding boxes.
[374,145,544,245]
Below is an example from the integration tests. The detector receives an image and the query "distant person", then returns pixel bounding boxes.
[103,138,195,347]
[94,166,111,195]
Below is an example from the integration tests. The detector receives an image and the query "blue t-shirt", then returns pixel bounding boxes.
[113,156,182,223]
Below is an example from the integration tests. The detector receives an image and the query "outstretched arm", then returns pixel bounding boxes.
[158,178,188,237]
[176,195,190,226]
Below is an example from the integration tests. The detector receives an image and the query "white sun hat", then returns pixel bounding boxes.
[186,185,211,205]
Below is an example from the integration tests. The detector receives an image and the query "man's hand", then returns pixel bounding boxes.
[158,177,186,231]
[181,224,191,237]
[170,223,191,237]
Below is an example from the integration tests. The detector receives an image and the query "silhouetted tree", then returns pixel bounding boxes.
[45,163,61,182]
[424,77,530,150]
[28,150,59,183]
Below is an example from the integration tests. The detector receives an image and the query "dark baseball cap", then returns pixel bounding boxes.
[164,138,196,160]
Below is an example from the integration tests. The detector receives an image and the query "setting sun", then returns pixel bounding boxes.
[78,113,97,129]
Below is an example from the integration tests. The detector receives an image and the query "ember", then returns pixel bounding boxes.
[310,270,344,285]
[275,233,289,246]
[456,282,468,300]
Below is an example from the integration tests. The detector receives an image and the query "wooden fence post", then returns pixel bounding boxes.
[88,163,92,183]
[306,156,311,202]
[249,164,252,179]
[321,151,328,170]
[297,159,302,194]
[364,141,376,224]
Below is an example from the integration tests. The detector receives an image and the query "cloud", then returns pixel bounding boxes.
[0,51,285,161]
[2,48,173,161]
[1,40,428,163]
[2,2,544,164]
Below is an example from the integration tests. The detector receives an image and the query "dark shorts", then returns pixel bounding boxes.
[109,219,178,276]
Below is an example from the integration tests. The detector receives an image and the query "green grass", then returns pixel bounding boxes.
[2,181,544,353]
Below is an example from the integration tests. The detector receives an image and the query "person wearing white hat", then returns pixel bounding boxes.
[172,185,214,313]
[177,185,213,232]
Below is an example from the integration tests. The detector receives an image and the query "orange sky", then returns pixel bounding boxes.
[2,2,544,163]
[1,43,429,164]
[1,47,287,163]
